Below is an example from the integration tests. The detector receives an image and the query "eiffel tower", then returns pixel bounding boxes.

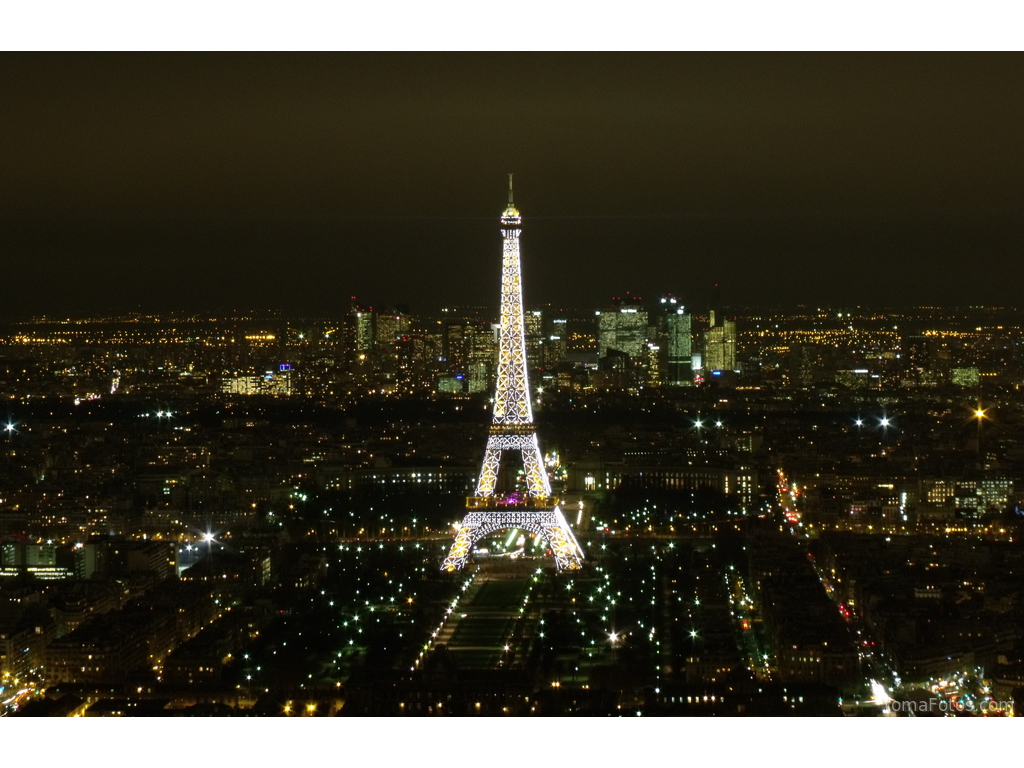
[442,176,584,572]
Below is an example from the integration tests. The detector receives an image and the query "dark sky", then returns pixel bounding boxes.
[3,53,1022,317]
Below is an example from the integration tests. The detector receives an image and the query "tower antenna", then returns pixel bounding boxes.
[508,172,514,205]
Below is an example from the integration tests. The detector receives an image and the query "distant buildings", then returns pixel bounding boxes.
[704,318,737,373]
[952,366,981,388]
[598,298,648,359]
[665,305,693,385]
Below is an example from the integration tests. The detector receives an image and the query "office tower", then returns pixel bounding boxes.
[355,310,374,355]
[666,307,693,384]
[545,317,568,367]
[524,309,544,369]
[704,319,737,372]
[597,298,648,359]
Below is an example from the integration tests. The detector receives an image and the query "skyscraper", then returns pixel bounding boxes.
[704,319,737,372]
[666,308,693,384]
[544,317,568,367]
[597,297,648,359]
[354,310,374,355]
[374,311,407,350]
[524,309,544,370]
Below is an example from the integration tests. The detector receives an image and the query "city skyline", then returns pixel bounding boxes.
[4,49,1024,726]
[4,53,1024,317]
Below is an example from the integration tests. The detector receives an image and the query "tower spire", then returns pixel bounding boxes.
[508,172,514,205]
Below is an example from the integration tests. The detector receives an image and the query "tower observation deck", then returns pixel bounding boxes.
[442,176,584,572]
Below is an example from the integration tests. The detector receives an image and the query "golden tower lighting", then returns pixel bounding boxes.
[442,176,584,572]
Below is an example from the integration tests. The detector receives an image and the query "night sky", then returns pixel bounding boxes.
[3,53,1022,317]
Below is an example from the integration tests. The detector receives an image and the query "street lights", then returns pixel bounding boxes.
[974,403,986,460]
[878,414,892,451]
[202,531,216,579]
[607,631,621,663]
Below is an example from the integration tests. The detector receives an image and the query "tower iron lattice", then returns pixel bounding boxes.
[442,176,584,572]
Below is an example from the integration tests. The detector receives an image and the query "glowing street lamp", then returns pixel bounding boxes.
[200,531,217,577]
[974,403,986,457]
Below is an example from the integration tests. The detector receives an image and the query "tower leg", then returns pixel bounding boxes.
[543,507,584,571]
[520,434,552,497]
[442,525,475,572]
[475,441,502,497]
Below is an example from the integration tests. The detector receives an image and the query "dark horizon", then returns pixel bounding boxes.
[4,53,1023,316]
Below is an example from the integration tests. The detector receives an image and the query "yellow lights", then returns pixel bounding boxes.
[443,181,584,573]
[974,408,986,419]
[442,526,473,572]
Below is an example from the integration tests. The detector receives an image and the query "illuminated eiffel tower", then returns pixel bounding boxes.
[443,176,584,572]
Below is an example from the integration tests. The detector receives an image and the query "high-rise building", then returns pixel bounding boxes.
[369,310,406,375]
[704,319,737,372]
[525,309,544,369]
[666,308,693,384]
[643,342,662,386]
[375,312,406,349]
[598,298,648,359]
[545,317,568,367]
[443,321,469,369]
[355,311,374,355]
[467,322,498,392]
